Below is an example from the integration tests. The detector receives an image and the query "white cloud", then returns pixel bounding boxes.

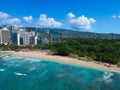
[67,12,75,19]
[38,14,62,28]
[67,12,96,30]
[89,18,96,24]
[23,16,33,23]
[0,12,9,19]
[0,11,20,25]
[6,18,20,24]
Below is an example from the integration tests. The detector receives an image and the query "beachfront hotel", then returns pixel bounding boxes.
[0,27,11,45]
[0,25,58,46]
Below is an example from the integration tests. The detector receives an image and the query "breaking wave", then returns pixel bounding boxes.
[0,69,5,72]
[14,72,27,76]
[99,72,114,83]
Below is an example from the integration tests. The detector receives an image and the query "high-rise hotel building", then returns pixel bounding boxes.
[0,27,10,45]
[12,32,20,45]
[23,32,30,45]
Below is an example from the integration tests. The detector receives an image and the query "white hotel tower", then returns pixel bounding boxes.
[0,27,10,45]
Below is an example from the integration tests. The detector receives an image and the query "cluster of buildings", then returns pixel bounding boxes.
[0,25,57,45]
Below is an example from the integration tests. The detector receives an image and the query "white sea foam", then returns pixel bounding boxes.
[99,72,114,83]
[0,69,5,71]
[3,56,15,61]
[14,57,22,59]
[14,72,27,76]
[2,56,10,60]
[23,58,42,62]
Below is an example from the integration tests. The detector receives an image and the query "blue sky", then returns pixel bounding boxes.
[0,0,120,33]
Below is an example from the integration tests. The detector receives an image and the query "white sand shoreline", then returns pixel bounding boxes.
[5,51,120,73]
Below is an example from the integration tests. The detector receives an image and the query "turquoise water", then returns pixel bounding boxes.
[0,52,10,56]
[0,56,120,90]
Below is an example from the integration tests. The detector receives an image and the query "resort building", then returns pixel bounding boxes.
[8,25,18,35]
[25,27,37,36]
[23,32,30,45]
[12,32,20,45]
[18,28,24,45]
[0,27,10,45]
[0,25,59,46]
[29,31,36,37]
[30,36,37,45]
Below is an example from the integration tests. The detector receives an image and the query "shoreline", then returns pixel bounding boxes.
[0,52,12,58]
[5,51,120,73]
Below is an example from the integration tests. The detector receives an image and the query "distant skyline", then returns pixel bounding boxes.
[0,0,120,33]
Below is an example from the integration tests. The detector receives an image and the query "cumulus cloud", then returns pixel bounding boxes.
[38,14,62,28]
[23,16,33,23]
[67,12,75,19]
[0,11,21,25]
[6,18,20,24]
[0,12,9,19]
[67,12,96,30]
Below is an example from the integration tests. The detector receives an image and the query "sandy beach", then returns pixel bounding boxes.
[7,51,120,73]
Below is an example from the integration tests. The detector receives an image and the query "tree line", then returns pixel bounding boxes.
[41,38,120,66]
[1,38,120,66]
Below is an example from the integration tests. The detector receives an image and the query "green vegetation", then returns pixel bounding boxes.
[40,38,120,66]
[1,38,120,66]
[69,54,79,59]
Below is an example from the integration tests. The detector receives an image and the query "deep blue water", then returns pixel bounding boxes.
[0,56,120,90]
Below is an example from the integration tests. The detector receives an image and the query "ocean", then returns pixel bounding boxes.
[0,56,120,90]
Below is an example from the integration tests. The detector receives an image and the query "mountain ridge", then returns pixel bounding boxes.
[37,28,120,39]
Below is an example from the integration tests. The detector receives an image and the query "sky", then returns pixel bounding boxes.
[0,0,120,33]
